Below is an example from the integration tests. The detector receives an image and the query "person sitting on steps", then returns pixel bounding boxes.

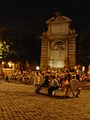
[48,75,59,96]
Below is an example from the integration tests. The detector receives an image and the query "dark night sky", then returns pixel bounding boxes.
[0,0,90,34]
[0,0,90,63]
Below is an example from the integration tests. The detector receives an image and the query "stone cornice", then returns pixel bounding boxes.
[41,33,77,40]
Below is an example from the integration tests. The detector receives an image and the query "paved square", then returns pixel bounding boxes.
[0,81,90,120]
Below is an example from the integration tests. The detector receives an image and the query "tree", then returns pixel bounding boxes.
[0,27,35,63]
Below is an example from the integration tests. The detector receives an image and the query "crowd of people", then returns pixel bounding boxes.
[0,66,89,97]
[34,69,83,98]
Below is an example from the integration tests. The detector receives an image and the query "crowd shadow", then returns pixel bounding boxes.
[35,92,72,99]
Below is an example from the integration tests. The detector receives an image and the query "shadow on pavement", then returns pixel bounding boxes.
[35,92,72,99]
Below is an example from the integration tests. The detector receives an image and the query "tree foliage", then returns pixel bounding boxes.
[0,27,35,63]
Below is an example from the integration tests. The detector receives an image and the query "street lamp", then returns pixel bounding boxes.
[36,66,40,71]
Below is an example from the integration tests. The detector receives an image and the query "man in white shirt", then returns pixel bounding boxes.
[48,75,59,95]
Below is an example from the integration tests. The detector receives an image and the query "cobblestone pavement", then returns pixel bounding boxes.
[0,81,90,120]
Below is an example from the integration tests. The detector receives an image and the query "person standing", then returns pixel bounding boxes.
[70,75,81,98]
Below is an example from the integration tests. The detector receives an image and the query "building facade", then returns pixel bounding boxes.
[40,12,77,70]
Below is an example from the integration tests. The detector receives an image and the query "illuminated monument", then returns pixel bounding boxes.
[40,12,77,70]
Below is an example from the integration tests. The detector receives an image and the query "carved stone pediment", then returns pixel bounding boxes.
[46,12,72,24]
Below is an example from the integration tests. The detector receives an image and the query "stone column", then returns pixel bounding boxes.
[40,38,48,70]
[68,37,76,67]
